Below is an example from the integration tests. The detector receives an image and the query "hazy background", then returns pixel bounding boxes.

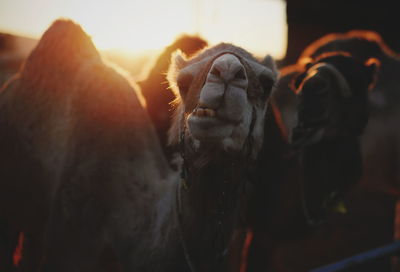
[0,0,287,59]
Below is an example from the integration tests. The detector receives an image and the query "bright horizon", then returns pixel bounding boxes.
[0,0,287,59]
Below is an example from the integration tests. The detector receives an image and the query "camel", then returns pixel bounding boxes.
[299,30,400,195]
[0,19,95,271]
[0,19,182,272]
[251,31,396,271]
[166,43,279,271]
[244,51,378,271]
[138,35,207,163]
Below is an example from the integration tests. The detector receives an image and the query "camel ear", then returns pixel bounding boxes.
[167,50,189,97]
[261,55,274,67]
[261,55,279,79]
[364,57,380,90]
[172,50,188,69]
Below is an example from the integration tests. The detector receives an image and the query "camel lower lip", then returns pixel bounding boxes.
[187,114,235,141]
[189,115,222,126]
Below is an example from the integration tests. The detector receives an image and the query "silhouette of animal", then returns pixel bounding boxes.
[0,19,185,272]
[247,52,378,272]
[251,31,394,271]
[0,20,98,271]
[299,31,400,195]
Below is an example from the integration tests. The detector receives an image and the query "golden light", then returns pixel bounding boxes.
[69,0,196,52]
[0,0,287,58]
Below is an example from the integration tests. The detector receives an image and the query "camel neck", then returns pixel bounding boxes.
[176,156,250,271]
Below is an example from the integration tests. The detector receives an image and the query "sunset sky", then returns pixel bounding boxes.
[0,0,287,58]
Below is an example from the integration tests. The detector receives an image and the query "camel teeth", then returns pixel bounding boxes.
[197,108,206,117]
[193,108,201,116]
[193,107,216,117]
[205,109,215,117]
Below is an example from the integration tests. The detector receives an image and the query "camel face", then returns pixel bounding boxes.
[169,44,278,157]
[294,61,352,137]
[187,54,250,143]
[292,54,377,145]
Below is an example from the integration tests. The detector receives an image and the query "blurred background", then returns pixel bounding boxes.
[0,0,286,84]
[1,0,398,79]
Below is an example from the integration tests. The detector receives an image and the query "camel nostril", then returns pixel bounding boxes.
[197,108,206,117]
[197,102,208,109]
[210,67,221,77]
[192,105,216,118]
[235,68,246,80]
[204,108,216,117]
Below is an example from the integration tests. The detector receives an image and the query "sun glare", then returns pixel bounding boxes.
[70,0,196,52]
[0,0,287,58]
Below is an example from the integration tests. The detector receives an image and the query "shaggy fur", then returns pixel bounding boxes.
[138,35,207,163]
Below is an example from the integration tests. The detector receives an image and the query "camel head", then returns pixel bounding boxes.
[292,52,378,144]
[291,52,379,224]
[168,43,278,161]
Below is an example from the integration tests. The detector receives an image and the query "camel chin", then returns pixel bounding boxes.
[187,114,235,142]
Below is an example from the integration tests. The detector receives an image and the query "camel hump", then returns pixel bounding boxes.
[23,19,101,80]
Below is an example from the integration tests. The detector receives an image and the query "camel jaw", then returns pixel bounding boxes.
[187,111,237,143]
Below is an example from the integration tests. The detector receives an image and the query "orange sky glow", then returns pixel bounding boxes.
[0,0,287,59]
